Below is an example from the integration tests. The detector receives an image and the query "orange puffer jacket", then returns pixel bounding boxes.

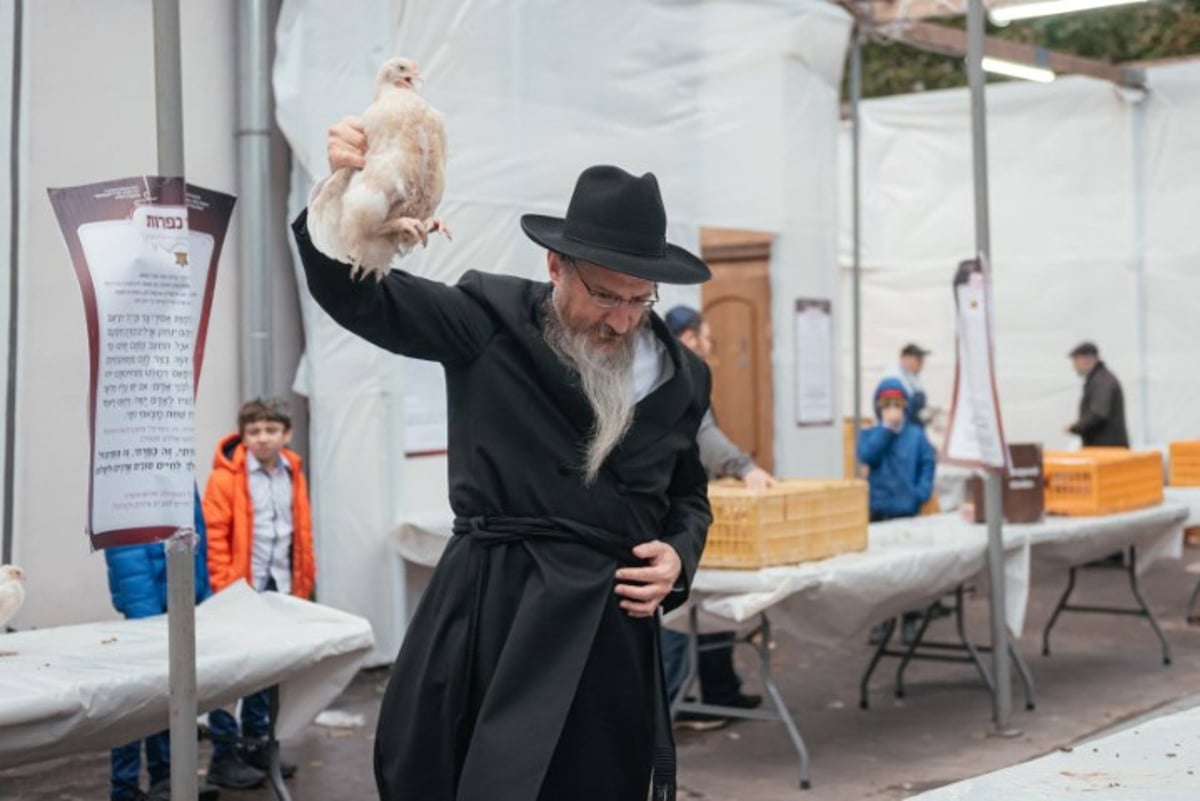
[203,432,315,599]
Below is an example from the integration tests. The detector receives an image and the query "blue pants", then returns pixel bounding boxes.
[111,731,169,800]
[210,575,277,761]
[209,689,272,762]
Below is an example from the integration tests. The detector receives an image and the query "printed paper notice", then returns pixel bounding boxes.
[794,298,834,426]
[944,256,1009,471]
[49,177,236,549]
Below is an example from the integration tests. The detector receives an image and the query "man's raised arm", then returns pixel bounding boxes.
[291,117,494,365]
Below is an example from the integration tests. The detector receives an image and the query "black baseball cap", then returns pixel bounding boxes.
[664,306,703,336]
[1069,341,1099,358]
[901,343,929,358]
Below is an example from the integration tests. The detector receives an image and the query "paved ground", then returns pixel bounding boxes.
[4,551,1199,800]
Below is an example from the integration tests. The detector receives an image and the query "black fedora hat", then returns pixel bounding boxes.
[520,165,711,285]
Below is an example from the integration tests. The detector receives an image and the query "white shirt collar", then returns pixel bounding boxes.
[246,450,291,474]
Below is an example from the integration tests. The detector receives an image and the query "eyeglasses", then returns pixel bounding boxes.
[568,261,658,311]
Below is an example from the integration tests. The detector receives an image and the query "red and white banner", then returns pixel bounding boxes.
[943,254,1010,472]
[48,177,235,549]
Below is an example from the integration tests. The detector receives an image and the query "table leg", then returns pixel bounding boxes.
[266,687,292,801]
[672,611,811,790]
[1041,547,1171,666]
[1008,632,1036,711]
[1125,548,1172,665]
[1041,566,1077,657]
[670,606,702,712]
[757,614,812,790]
[1187,577,1200,624]
[889,585,995,701]
[859,618,896,710]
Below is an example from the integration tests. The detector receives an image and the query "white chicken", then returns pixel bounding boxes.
[0,564,25,655]
[308,56,450,281]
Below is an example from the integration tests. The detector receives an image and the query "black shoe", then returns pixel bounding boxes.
[207,753,266,790]
[147,779,220,801]
[240,739,298,779]
[868,622,892,645]
[706,692,762,710]
[901,616,921,646]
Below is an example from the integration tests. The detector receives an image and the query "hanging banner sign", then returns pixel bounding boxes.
[794,298,835,427]
[943,254,1010,472]
[48,177,235,549]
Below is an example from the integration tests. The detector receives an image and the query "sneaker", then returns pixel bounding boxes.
[240,739,298,779]
[673,710,730,731]
[206,753,266,790]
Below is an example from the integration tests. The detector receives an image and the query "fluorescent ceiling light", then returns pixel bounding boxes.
[990,0,1149,23]
[981,56,1056,83]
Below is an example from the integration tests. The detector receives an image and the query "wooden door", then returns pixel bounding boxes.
[700,228,774,474]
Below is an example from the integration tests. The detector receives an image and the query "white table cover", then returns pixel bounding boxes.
[0,582,374,769]
[390,504,1187,643]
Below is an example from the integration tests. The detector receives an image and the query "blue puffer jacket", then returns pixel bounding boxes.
[104,488,213,620]
[857,378,936,519]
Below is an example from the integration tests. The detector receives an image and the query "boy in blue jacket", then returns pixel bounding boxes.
[858,379,937,644]
[857,378,936,522]
[103,490,219,801]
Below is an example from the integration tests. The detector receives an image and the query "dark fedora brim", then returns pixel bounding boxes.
[520,214,711,285]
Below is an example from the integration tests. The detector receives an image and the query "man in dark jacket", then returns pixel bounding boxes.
[298,119,712,801]
[659,306,768,730]
[1067,342,1129,447]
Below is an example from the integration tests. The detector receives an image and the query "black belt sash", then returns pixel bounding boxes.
[452,515,676,801]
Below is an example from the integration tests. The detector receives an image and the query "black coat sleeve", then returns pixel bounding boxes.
[1070,371,1114,438]
[659,362,713,613]
[292,210,495,365]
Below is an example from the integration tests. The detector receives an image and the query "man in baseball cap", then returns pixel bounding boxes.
[1067,341,1129,447]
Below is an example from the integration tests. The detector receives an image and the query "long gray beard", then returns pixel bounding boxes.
[542,295,638,486]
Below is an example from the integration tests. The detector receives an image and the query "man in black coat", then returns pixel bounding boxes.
[1067,342,1130,447]
[295,118,713,801]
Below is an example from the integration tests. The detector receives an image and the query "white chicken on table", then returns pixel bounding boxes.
[0,564,25,656]
[309,56,450,281]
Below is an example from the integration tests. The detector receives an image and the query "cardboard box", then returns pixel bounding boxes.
[966,443,1045,524]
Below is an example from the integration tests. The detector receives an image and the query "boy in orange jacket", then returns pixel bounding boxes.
[204,398,315,789]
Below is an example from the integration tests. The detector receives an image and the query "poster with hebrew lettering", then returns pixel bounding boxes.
[48,177,235,548]
[943,254,1010,472]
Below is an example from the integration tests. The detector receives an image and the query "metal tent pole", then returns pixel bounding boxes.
[850,18,864,465]
[966,0,1019,737]
[152,1,200,797]
[237,0,273,400]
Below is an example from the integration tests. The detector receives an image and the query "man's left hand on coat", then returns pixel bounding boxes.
[614,540,683,618]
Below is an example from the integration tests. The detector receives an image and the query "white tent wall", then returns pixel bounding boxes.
[838,63,1200,454]
[9,0,305,630]
[276,0,851,664]
[1141,63,1200,444]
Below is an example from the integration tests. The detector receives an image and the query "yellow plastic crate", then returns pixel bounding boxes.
[843,417,872,480]
[702,479,869,569]
[1043,448,1163,516]
[1169,441,1200,487]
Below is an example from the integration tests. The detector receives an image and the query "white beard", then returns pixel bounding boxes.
[542,295,638,486]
